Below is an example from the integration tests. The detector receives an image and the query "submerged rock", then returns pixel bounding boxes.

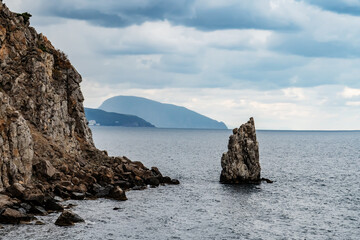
[220,117,261,184]
[55,210,84,226]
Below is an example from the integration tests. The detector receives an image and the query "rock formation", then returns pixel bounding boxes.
[220,117,261,183]
[0,2,178,224]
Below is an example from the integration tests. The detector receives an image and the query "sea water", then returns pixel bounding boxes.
[1,128,360,239]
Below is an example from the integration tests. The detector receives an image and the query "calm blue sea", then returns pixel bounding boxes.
[1,127,360,239]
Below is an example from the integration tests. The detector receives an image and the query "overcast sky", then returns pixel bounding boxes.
[4,0,360,129]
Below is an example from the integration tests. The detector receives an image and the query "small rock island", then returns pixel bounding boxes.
[220,117,261,184]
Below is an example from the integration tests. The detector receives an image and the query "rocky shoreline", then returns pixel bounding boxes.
[0,1,178,226]
[0,152,179,225]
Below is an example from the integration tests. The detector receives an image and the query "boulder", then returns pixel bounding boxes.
[70,192,85,200]
[0,194,16,209]
[30,205,48,216]
[55,210,84,226]
[44,198,64,212]
[170,179,180,185]
[108,186,127,201]
[34,160,57,180]
[7,183,26,198]
[91,183,112,198]
[146,177,160,187]
[220,117,261,183]
[0,208,34,224]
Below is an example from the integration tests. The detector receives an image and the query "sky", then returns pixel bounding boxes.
[4,0,360,130]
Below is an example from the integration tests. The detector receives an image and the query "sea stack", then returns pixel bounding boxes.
[220,117,261,183]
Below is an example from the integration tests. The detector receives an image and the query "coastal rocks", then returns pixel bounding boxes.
[0,208,35,224]
[220,117,261,184]
[33,160,58,180]
[55,210,84,226]
[108,186,127,201]
[0,2,179,225]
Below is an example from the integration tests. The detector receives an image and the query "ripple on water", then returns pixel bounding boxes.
[1,129,360,239]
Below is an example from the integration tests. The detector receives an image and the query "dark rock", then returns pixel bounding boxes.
[64,204,77,209]
[261,178,274,183]
[113,180,132,190]
[30,206,48,216]
[53,196,64,202]
[151,167,162,177]
[220,117,261,184]
[34,160,57,180]
[161,176,172,184]
[17,208,27,215]
[0,208,34,224]
[0,194,16,209]
[108,186,127,201]
[70,192,85,200]
[54,185,71,199]
[35,220,45,225]
[23,192,45,205]
[44,198,64,211]
[146,177,160,187]
[55,210,84,226]
[20,203,32,212]
[170,179,180,185]
[7,183,25,198]
[91,184,112,198]
[132,186,146,191]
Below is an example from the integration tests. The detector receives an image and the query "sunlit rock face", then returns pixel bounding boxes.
[220,117,261,184]
[0,2,178,211]
[0,2,94,190]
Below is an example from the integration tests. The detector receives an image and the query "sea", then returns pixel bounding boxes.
[1,127,360,240]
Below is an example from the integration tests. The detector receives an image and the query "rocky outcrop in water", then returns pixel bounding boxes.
[220,117,261,183]
[0,2,178,225]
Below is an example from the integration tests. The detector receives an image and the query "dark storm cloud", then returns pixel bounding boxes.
[27,0,300,31]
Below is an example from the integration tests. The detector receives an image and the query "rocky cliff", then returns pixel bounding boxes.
[0,2,178,224]
[220,117,261,183]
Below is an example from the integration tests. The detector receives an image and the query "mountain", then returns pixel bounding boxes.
[84,108,154,127]
[99,96,227,129]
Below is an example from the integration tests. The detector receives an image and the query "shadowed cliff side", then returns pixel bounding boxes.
[0,2,178,224]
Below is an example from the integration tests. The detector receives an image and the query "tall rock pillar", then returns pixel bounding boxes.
[220,117,261,183]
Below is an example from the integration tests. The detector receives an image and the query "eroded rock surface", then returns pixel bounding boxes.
[0,2,178,224]
[220,117,261,183]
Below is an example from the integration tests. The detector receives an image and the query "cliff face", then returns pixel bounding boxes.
[0,2,178,223]
[0,2,93,191]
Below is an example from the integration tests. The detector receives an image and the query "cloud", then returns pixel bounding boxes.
[300,0,360,16]
[4,0,301,31]
[346,101,360,106]
[4,0,360,130]
[340,87,360,98]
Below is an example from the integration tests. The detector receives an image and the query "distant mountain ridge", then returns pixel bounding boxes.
[99,96,227,129]
[85,108,154,127]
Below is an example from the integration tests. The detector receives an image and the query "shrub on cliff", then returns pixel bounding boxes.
[17,12,32,24]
